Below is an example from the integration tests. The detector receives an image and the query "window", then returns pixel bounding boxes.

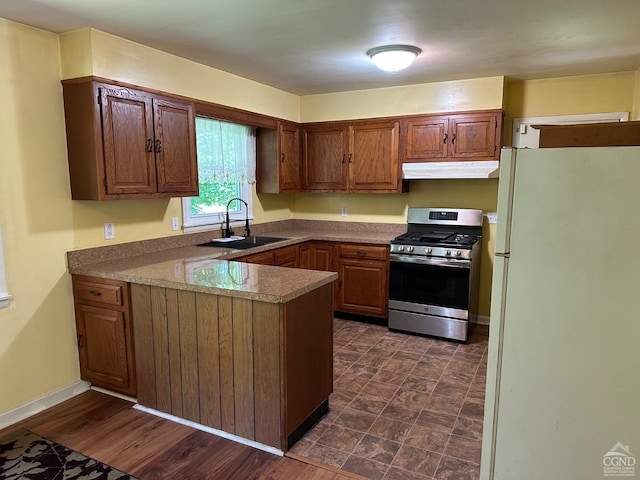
[182,117,256,232]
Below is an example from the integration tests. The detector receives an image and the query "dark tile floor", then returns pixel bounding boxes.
[290,318,488,480]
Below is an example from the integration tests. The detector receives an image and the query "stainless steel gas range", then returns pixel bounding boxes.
[388,208,483,342]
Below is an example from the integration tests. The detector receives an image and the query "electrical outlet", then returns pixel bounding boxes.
[171,216,179,231]
[486,212,498,224]
[104,222,115,240]
[341,207,348,217]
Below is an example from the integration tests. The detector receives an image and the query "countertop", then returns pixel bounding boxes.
[68,222,403,304]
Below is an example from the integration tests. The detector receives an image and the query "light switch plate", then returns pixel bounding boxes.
[341,207,347,217]
[171,217,179,231]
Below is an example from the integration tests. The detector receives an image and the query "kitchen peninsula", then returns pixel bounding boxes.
[68,232,342,453]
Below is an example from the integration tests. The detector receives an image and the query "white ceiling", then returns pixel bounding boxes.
[2,0,640,95]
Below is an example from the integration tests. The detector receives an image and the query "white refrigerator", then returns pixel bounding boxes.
[481,147,640,480]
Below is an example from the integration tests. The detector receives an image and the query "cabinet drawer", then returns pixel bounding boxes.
[339,244,388,261]
[74,279,124,306]
[274,245,298,266]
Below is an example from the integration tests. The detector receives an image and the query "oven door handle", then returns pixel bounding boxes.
[389,253,471,269]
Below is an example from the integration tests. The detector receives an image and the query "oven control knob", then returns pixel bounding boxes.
[425,247,432,254]
[445,249,451,256]
[398,245,404,252]
[407,246,414,253]
[455,250,462,257]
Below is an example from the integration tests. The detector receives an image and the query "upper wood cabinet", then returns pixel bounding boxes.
[302,125,349,192]
[349,122,400,192]
[302,120,403,193]
[256,122,301,193]
[62,78,198,200]
[403,110,503,162]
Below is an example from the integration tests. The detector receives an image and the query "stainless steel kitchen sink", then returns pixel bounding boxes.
[198,236,287,250]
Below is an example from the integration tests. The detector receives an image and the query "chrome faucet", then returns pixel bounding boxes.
[225,197,250,238]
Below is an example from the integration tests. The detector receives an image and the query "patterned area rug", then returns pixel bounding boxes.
[0,428,138,479]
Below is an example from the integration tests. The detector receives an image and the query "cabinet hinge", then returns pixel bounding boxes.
[494,144,497,153]
[495,119,498,128]
[97,90,102,106]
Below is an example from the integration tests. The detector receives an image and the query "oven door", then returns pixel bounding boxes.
[389,254,471,320]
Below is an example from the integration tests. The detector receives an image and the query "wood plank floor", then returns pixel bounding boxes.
[0,390,366,480]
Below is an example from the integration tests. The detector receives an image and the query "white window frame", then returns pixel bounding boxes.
[0,219,12,308]
[512,112,629,148]
[182,182,254,233]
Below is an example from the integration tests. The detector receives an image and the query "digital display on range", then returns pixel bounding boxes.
[429,211,458,221]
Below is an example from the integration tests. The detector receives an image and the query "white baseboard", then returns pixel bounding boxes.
[90,385,137,404]
[133,404,284,457]
[0,380,90,430]
[477,315,490,326]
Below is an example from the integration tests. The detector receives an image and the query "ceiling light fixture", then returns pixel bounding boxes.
[367,44,422,73]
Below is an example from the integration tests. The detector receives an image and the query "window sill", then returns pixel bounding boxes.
[183,218,254,234]
[0,293,12,309]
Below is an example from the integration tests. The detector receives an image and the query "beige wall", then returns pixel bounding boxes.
[300,76,505,122]
[503,71,638,144]
[0,19,79,413]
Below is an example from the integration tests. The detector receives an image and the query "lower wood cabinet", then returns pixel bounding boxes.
[239,240,390,319]
[238,250,275,265]
[337,244,389,318]
[130,282,333,451]
[72,275,136,396]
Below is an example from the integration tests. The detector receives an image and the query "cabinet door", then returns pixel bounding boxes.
[337,258,388,317]
[76,304,131,390]
[274,245,298,267]
[449,113,500,160]
[302,126,348,191]
[298,244,311,269]
[405,116,449,160]
[100,86,157,194]
[310,243,336,272]
[279,123,301,192]
[241,251,275,265]
[154,98,199,194]
[349,122,400,192]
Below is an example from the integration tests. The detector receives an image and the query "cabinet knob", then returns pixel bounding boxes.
[443,133,448,144]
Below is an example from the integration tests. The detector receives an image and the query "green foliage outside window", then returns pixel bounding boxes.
[189,180,241,215]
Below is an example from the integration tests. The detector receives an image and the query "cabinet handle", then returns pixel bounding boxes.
[281,153,285,163]
[77,335,84,348]
[451,133,456,144]
[348,153,353,163]
[147,139,153,152]
[357,250,366,257]
[342,154,346,164]
[89,290,102,297]
[443,133,448,144]
[155,139,162,153]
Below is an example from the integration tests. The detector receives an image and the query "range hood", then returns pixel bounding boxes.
[402,161,500,180]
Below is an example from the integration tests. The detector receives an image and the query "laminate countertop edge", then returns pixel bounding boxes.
[67,225,400,304]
